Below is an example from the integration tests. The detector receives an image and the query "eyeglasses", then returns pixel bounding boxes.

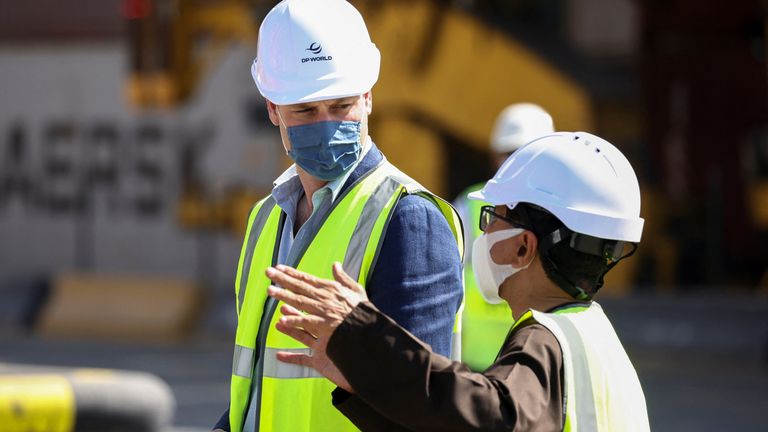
[479,205,530,232]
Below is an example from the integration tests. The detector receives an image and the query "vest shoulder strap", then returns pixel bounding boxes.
[235,196,279,316]
[375,160,465,259]
[529,305,598,432]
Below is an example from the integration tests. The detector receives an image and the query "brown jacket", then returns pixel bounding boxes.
[328,302,566,431]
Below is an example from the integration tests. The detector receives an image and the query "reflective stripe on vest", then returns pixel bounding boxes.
[229,160,464,432]
[512,303,650,432]
[232,345,256,378]
[262,348,323,379]
[236,197,278,316]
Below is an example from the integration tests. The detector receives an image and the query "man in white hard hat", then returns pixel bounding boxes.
[213,1,464,431]
[266,131,651,431]
[455,103,554,371]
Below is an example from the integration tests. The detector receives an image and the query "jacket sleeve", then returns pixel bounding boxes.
[328,302,564,432]
[366,194,463,357]
[331,388,412,432]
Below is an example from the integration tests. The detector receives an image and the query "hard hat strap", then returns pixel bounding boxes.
[510,205,590,299]
[594,242,637,291]
[540,253,592,301]
[539,227,638,299]
[274,107,292,156]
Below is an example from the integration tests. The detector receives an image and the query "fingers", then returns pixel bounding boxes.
[268,285,323,316]
[278,313,323,336]
[277,304,317,333]
[332,262,365,294]
[266,267,322,299]
[280,303,303,317]
[275,319,317,347]
[275,351,313,368]
[274,264,337,290]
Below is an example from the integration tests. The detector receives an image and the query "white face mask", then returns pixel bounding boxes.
[471,228,533,304]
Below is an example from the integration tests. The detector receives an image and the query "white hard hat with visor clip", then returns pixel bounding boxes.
[471,132,644,299]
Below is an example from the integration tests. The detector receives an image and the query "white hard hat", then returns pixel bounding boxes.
[490,103,554,154]
[469,132,644,242]
[252,0,381,105]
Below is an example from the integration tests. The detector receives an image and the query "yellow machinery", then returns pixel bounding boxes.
[358,1,592,196]
[124,0,257,108]
[122,0,670,291]
[125,0,592,200]
[125,1,652,294]
[0,364,174,431]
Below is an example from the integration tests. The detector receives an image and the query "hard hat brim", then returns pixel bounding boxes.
[467,189,487,202]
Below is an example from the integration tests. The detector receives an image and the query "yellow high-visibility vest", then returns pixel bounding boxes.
[457,183,515,371]
[512,303,651,431]
[228,160,464,432]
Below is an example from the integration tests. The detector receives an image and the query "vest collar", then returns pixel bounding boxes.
[341,141,384,194]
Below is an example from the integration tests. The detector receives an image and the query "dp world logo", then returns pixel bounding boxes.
[301,42,332,63]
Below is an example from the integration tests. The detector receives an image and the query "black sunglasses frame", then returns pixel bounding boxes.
[479,205,532,232]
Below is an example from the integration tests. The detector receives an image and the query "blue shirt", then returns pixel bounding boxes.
[215,142,463,431]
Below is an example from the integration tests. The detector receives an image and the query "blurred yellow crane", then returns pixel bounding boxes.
[125,0,592,200]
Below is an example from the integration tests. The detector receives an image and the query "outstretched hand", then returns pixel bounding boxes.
[266,262,368,393]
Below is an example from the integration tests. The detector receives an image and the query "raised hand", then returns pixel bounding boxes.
[266,262,368,393]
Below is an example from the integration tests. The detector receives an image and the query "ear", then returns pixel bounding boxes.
[266,100,281,126]
[363,91,373,115]
[509,230,538,267]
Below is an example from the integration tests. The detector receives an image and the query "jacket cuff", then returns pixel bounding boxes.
[331,387,353,406]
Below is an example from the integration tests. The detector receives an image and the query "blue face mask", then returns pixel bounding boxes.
[285,120,362,181]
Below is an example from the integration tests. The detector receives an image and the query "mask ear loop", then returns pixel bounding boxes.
[521,252,536,271]
[274,106,291,155]
[515,233,537,271]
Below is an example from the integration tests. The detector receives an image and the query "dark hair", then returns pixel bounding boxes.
[507,203,611,297]
[543,243,610,297]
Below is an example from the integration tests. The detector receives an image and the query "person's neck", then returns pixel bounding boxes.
[293,170,327,233]
[503,258,580,320]
[292,134,370,229]
[296,170,328,214]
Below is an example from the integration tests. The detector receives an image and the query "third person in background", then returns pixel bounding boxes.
[455,103,554,371]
